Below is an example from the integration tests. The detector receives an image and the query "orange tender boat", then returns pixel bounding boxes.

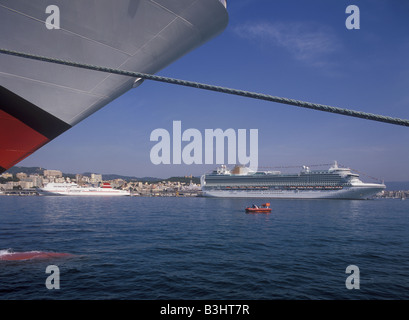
[245,203,272,213]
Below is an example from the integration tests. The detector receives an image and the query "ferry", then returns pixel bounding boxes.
[39,182,130,196]
[201,161,386,199]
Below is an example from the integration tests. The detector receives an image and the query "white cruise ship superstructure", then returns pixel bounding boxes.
[200,162,386,199]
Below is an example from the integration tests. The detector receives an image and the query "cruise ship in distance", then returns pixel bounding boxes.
[40,182,130,196]
[200,162,386,199]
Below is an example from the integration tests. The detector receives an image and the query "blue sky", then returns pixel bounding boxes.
[20,0,409,182]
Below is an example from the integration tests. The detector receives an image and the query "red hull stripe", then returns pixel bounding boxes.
[0,86,71,172]
[0,86,71,140]
[0,109,50,169]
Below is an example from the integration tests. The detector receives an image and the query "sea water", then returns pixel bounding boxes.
[1,196,408,300]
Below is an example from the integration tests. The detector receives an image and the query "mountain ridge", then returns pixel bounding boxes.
[4,166,200,184]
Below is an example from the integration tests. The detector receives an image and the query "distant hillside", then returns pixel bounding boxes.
[164,176,200,184]
[4,166,200,184]
[4,166,45,175]
[81,172,142,182]
[91,174,200,184]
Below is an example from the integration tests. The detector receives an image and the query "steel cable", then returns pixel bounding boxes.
[1,48,409,127]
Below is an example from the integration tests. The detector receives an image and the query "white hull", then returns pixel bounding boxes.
[201,162,386,200]
[40,190,130,196]
[39,183,130,196]
[202,185,384,200]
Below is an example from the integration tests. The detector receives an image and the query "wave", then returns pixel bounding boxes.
[0,248,14,256]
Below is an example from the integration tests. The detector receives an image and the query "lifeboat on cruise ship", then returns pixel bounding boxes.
[245,203,272,214]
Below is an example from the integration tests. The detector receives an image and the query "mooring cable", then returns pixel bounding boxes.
[1,48,408,127]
